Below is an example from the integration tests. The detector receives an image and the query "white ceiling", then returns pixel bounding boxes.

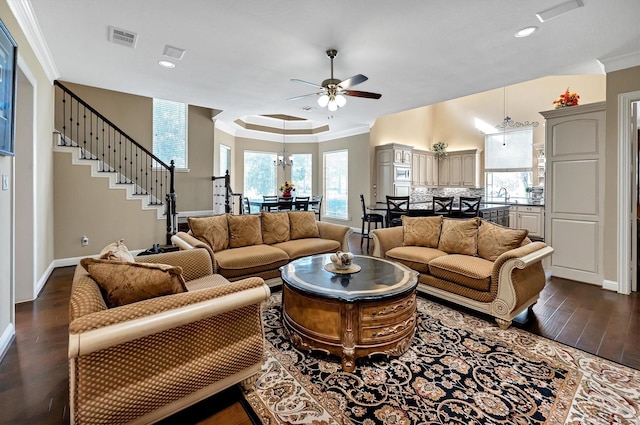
[21,0,640,140]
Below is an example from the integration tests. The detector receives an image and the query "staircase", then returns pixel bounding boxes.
[53,81,177,244]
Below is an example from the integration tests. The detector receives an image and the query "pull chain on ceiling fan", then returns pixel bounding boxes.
[288,49,381,111]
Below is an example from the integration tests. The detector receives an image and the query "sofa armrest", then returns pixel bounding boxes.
[492,242,553,278]
[370,226,404,258]
[171,231,217,273]
[135,248,213,281]
[317,221,352,251]
[69,277,270,357]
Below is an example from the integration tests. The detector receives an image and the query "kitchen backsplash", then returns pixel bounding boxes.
[410,187,485,202]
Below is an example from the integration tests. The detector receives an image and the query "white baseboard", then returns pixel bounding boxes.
[53,249,147,268]
[0,323,15,362]
[602,279,619,292]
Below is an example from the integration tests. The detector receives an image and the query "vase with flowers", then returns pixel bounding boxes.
[279,181,295,198]
[432,142,448,160]
[553,88,580,109]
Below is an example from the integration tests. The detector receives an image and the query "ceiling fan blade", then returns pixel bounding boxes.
[290,78,324,89]
[287,92,322,101]
[338,74,368,89]
[344,90,382,99]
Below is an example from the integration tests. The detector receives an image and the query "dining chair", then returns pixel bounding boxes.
[386,195,410,227]
[263,195,279,212]
[293,196,310,211]
[242,197,252,215]
[360,194,384,252]
[277,197,294,211]
[311,195,323,221]
[432,196,454,217]
[456,196,482,218]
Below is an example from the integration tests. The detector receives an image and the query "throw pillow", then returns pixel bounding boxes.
[227,214,263,248]
[261,212,290,244]
[401,216,443,248]
[80,258,187,307]
[288,211,320,239]
[99,239,135,263]
[188,214,229,252]
[437,217,479,256]
[477,220,529,261]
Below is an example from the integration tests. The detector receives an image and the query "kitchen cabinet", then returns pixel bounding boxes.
[509,205,544,239]
[376,143,414,202]
[411,149,438,187]
[438,149,481,187]
[479,206,510,227]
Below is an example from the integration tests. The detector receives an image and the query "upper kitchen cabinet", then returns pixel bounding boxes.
[438,149,481,187]
[411,149,438,188]
[376,144,413,202]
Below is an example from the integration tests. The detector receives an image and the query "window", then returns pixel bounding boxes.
[219,144,231,176]
[244,151,277,199]
[323,150,348,219]
[153,99,187,169]
[485,128,533,199]
[291,153,312,196]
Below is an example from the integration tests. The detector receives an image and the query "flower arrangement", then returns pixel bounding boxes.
[432,142,448,160]
[279,181,295,197]
[553,88,580,109]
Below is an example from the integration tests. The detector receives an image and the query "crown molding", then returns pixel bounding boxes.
[598,50,640,74]
[7,0,59,82]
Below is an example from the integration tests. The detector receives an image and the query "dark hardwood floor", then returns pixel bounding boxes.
[1,233,638,424]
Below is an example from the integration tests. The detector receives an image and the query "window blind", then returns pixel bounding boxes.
[153,99,187,169]
[485,128,532,172]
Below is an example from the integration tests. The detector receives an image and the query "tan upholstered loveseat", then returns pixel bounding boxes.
[171,211,351,281]
[69,247,271,425]
[371,216,554,329]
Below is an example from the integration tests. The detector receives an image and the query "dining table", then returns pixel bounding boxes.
[250,198,320,212]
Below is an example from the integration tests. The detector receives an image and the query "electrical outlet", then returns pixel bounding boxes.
[81,235,89,246]
[1,174,8,191]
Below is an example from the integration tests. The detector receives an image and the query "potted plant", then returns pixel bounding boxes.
[279,181,295,197]
[432,142,448,160]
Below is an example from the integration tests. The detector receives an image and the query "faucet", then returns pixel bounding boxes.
[497,187,509,202]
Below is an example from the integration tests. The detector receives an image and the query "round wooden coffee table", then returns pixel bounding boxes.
[280,254,418,372]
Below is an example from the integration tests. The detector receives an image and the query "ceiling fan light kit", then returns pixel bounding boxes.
[290,49,381,111]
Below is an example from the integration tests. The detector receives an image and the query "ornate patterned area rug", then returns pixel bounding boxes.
[244,293,640,424]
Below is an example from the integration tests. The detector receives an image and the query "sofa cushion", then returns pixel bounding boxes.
[401,216,443,248]
[273,238,341,260]
[184,274,232,291]
[437,218,479,256]
[213,244,289,279]
[99,239,135,263]
[428,254,493,292]
[80,258,187,307]
[288,211,319,239]
[477,220,529,261]
[385,246,448,274]
[261,211,290,244]
[228,214,263,248]
[188,214,229,252]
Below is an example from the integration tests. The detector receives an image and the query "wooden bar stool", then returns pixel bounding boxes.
[360,194,384,253]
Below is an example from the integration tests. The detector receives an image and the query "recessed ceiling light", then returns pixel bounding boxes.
[515,26,538,37]
[158,60,175,68]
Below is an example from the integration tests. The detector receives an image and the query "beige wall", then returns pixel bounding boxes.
[603,66,640,281]
[55,82,216,213]
[1,2,55,354]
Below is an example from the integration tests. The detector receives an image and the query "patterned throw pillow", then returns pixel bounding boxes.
[227,214,263,248]
[80,258,187,307]
[288,211,320,239]
[261,212,290,244]
[477,220,528,261]
[99,239,135,263]
[401,216,443,248]
[188,214,229,252]
[437,218,479,255]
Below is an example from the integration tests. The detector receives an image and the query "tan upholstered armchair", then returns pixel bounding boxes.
[69,248,271,425]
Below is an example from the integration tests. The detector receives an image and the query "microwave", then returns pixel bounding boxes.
[395,166,411,181]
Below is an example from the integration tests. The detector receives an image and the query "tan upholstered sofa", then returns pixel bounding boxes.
[69,247,271,425]
[371,216,554,329]
[171,211,351,282]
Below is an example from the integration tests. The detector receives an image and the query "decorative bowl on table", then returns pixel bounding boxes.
[330,251,353,270]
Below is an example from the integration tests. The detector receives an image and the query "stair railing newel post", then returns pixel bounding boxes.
[166,160,177,245]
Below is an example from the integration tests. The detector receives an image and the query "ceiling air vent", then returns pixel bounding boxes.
[163,45,186,60]
[109,26,138,48]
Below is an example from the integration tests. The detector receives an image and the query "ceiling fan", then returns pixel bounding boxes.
[288,49,381,111]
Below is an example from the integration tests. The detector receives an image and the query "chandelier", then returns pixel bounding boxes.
[495,87,539,145]
[274,121,293,170]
